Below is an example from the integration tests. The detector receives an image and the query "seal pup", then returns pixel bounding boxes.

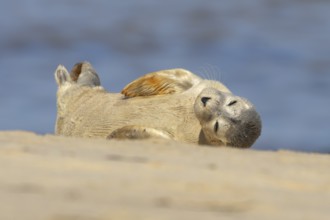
[55,62,261,148]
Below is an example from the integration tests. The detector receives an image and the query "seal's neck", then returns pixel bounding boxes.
[205,80,231,93]
[192,80,231,96]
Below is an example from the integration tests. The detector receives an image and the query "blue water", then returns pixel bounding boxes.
[1,0,329,153]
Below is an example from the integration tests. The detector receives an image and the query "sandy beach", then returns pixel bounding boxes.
[0,131,329,220]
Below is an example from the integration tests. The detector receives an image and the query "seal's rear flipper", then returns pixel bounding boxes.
[70,61,101,87]
[121,69,202,98]
[55,65,72,86]
[107,126,172,140]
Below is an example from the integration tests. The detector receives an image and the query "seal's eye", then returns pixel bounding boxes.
[214,121,219,133]
[201,97,211,106]
[228,100,237,106]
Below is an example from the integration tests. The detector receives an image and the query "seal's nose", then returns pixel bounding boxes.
[201,97,211,106]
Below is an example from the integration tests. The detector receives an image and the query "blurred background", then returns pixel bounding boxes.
[0,0,329,153]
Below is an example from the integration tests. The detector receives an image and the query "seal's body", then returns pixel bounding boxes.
[55,62,261,148]
[56,84,201,143]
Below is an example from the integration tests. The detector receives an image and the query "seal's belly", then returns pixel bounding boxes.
[59,93,201,143]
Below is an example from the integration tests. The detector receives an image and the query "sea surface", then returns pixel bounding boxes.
[1,0,329,153]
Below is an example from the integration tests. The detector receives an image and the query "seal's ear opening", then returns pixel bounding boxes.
[55,65,72,86]
[70,61,101,87]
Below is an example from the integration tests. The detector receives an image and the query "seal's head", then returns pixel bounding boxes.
[194,88,261,148]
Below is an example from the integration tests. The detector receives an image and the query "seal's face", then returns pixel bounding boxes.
[194,88,261,148]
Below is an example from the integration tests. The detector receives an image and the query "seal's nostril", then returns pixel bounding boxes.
[201,97,211,106]
[228,100,237,106]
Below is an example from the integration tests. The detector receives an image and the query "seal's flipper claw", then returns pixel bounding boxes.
[107,126,172,140]
[121,69,202,98]
[55,65,72,86]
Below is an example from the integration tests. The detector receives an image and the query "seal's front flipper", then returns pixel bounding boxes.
[107,126,172,140]
[121,69,202,98]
